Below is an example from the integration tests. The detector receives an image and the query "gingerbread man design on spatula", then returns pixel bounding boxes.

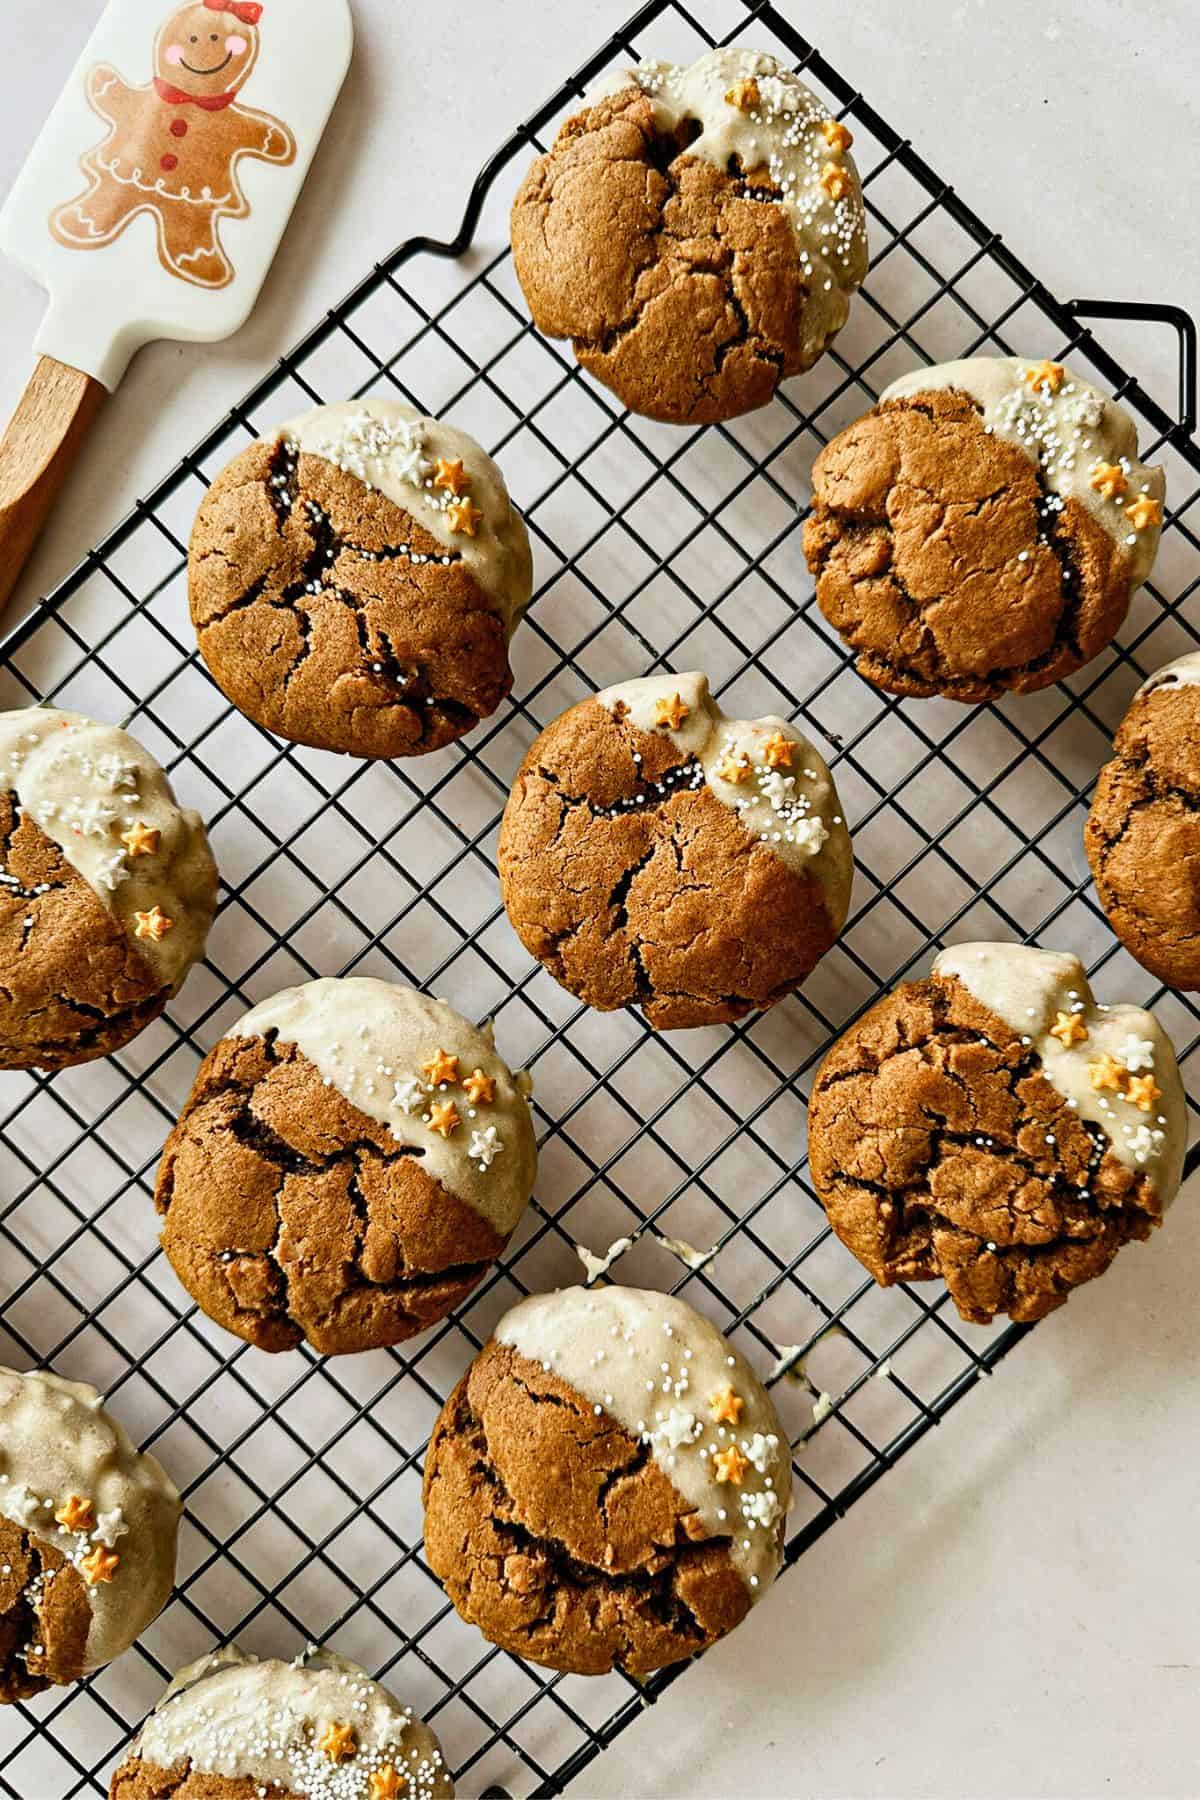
[51,0,296,289]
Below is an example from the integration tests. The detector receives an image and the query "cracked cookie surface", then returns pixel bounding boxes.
[497,694,845,1029]
[155,1033,514,1354]
[0,1517,89,1702]
[1086,664,1200,988]
[422,1340,750,1676]
[807,973,1165,1323]
[803,388,1135,700]
[511,52,866,425]
[189,436,519,759]
[111,1770,288,1800]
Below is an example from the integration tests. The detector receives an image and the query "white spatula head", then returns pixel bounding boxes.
[0,0,353,390]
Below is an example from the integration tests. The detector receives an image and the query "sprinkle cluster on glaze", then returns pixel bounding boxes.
[278,400,533,638]
[495,1285,792,1596]
[883,357,1166,587]
[933,943,1186,1199]
[230,977,537,1237]
[134,1646,453,1799]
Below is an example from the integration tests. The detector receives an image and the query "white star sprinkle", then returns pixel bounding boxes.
[1120,1035,1156,1073]
[392,1076,423,1115]
[92,1508,127,1548]
[468,1125,503,1169]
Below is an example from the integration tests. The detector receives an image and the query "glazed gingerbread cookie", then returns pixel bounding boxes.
[498,671,852,1029]
[189,400,533,758]
[807,943,1187,1323]
[1086,651,1200,988]
[511,48,867,423]
[0,708,217,1070]
[110,1645,454,1798]
[0,1366,180,1703]
[51,1,296,291]
[423,1285,791,1676]
[154,977,538,1353]
[804,357,1165,701]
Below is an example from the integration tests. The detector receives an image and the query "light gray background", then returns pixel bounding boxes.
[0,2,1197,1795]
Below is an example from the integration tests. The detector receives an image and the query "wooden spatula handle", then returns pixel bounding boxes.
[0,355,106,615]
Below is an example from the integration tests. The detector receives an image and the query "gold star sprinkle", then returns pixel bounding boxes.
[120,821,160,858]
[54,1495,95,1534]
[1125,1073,1161,1113]
[762,731,795,769]
[715,751,750,785]
[822,117,854,152]
[1124,493,1162,531]
[1024,360,1065,394]
[371,1769,406,1800]
[819,161,852,200]
[1088,1053,1126,1093]
[446,497,484,537]
[433,457,470,497]
[654,692,690,731]
[724,76,761,111]
[1089,461,1128,501]
[429,1100,461,1139]
[1049,1010,1088,1048]
[709,1385,744,1426]
[134,905,172,942]
[319,1722,358,1763]
[80,1546,119,1585]
[421,1048,459,1087]
[714,1446,749,1486]
[463,1068,496,1106]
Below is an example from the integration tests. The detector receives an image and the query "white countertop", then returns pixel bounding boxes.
[1,2,1197,1796]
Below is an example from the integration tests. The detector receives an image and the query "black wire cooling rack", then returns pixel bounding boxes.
[2,0,1199,1794]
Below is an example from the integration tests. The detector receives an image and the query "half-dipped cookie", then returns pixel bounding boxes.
[110,1645,454,1798]
[1086,651,1200,988]
[804,357,1165,701]
[808,943,1187,1322]
[154,978,537,1354]
[0,708,217,1070]
[498,671,852,1029]
[189,400,533,758]
[512,48,868,423]
[423,1284,791,1676]
[0,1365,180,1702]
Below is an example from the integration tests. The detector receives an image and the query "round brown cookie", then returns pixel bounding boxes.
[1086,652,1200,987]
[189,399,532,759]
[0,1366,180,1703]
[155,978,537,1355]
[498,671,852,1030]
[511,48,867,424]
[110,1646,454,1798]
[804,357,1165,701]
[0,708,216,1071]
[807,944,1186,1324]
[422,1285,791,1677]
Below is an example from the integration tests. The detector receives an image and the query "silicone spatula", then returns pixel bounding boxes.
[0,0,353,609]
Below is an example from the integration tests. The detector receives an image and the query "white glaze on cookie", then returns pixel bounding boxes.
[592,48,868,366]
[596,670,852,925]
[882,357,1165,588]
[0,1366,180,1673]
[933,943,1186,1200]
[231,977,537,1237]
[135,1645,454,1798]
[495,1284,791,1597]
[0,708,216,989]
[279,400,533,638]
[1137,649,1200,695]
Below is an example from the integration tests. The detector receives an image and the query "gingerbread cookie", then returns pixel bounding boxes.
[1086,651,1200,988]
[0,708,217,1070]
[154,977,537,1354]
[497,671,852,1029]
[804,357,1166,701]
[807,943,1187,1323]
[423,1284,791,1676]
[511,48,867,424]
[0,1365,180,1703]
[189,400,533,758]
[51,1,296,291]
[110,1645,454,1798]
